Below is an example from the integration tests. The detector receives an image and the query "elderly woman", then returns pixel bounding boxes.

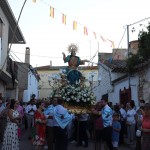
[2,100,21,150]
[141,104,150,150]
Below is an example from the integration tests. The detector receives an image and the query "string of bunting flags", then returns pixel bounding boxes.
[32,0,115,48]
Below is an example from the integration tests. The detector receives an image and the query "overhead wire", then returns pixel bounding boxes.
[112,17,150,63]
[9,53,27,73]
[10,52,29,71]
[112,26,127,60]
[80,49,99,74]
[10,50,93,59]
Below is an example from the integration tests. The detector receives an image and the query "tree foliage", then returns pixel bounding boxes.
[127,23,150,72]
[138,24,150,60]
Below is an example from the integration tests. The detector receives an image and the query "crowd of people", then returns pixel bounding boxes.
[0,97,150,150]
[86,99,150,150]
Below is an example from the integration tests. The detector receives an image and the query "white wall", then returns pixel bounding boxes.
[110,75,139,107]
[94,64,113,101]
[95,63,139,107]
[143,67,150,103]
[23,71,39,102]
[0,8,9,70]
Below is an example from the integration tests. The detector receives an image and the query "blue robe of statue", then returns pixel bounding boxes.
[64,55,82,84]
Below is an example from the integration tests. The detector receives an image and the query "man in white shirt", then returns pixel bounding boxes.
[53,97,74,150]
[25,99,37,138]
[101,99,113,150]
[77,113,89,147]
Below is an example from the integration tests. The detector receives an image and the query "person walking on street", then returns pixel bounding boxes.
[53,96,74,150]
[112,113,121,150]
[77,112,89,148]
[2,100,21,150]
[92,101,104,150]
[0,99,6,142]
[141,104,150,150]
[25,99,37,139]
[33,101,46,150]
[44,98,58,150]
[101,99,113,150]
[126,100,137,145]
[0,102,10,142]
[119,103,127,145]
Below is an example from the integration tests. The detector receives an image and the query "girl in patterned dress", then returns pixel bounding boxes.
[2,100,21,150]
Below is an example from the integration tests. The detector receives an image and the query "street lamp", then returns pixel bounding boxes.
[88,71,101,89]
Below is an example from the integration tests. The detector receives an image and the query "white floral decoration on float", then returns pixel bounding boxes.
[49,74,96,110]
[60,83,96,106]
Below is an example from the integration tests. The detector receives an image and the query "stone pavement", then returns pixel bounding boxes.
[19,128,135,150]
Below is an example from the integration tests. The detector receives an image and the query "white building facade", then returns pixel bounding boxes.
[0,0,25,99]
[94,63,139,106]
[23,69,39,102]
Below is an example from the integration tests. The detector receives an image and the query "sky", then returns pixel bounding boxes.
[7,0,150,67]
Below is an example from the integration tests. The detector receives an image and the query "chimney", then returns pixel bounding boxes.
[50,60,52,66]
[25,47,30,64]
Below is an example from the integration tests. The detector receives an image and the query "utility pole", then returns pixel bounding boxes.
[127,25,130,87]
[126,17,150,88]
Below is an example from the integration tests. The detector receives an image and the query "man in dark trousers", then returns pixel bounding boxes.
[53,97,74,150]
[101,99,114,150]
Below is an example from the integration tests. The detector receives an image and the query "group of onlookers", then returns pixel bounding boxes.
[85,99,150,150]
[0,96,74,150]
[0,98,24,150]
[0,96,150,150]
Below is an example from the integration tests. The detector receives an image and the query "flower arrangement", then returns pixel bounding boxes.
[61,83,96,107]
[49,76,96,108]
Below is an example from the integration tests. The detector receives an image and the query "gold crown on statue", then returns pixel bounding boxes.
[67,43,79,53]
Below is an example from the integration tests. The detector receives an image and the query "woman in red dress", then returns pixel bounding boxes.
[141,104,150,150]
[33,101,46,150]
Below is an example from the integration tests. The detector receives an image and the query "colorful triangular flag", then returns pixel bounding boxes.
[73,21,77,30]
[84,26,88,35]
[50,6,54,18]
[62,14,66,25]
[107,39,115,48]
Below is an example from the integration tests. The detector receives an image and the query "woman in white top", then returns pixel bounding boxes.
[2,100,21,150]
[126,100,137,145]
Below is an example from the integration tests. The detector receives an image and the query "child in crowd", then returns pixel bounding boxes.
[112,113,121,150]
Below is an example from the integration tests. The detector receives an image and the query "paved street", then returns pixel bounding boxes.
[19,128,135,150]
